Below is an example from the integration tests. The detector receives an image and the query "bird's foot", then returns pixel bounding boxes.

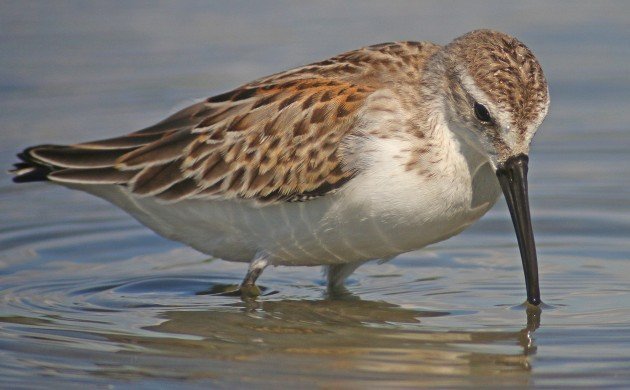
[239,283,262,298]
[196,283,262,299]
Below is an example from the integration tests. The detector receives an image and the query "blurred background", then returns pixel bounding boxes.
[1,1,629,388]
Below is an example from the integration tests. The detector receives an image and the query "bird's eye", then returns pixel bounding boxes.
[473,102,493,124]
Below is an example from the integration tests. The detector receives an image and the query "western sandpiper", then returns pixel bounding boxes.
[11,29,548,305]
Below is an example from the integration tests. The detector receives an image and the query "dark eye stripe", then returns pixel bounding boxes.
[474,102,493,124]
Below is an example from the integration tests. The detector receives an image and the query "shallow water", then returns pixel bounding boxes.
[2,1,630,388]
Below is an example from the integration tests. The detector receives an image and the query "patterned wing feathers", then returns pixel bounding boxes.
[23,78,373,204]
[179,79,373,201]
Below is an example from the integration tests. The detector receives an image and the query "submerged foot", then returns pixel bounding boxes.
[239,283,262,298]
[197,256,268,299]
[196,283,262,298]
[325,284,360,300]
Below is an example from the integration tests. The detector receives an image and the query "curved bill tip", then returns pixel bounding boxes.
[496,154,541,306]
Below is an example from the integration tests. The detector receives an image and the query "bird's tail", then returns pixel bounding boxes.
[10,145,59,183]
[9,141,140,185]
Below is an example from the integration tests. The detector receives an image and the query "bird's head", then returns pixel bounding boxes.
[436,29,550,305]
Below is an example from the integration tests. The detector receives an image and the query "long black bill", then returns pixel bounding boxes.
[496,154,541,306]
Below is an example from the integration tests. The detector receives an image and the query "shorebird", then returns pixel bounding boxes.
[11,29,548,305]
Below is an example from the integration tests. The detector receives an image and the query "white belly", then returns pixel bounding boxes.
[75,153,500,267]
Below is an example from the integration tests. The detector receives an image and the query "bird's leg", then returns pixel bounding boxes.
[240,256,269,298]
[325,261,366,297]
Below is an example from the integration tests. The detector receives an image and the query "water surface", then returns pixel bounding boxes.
[1,1,630,388]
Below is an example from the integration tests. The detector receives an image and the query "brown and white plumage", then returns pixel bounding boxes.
[11,30,549,301]
[18,40,438,205]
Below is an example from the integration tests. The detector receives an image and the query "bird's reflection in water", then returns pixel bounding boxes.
[129,295,542,386]
[521,304,541,355]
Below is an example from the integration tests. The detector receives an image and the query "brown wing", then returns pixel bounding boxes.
[16,40,442,202]
[25,77,375,204]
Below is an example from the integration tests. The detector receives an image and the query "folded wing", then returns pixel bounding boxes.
[14,78,375,204]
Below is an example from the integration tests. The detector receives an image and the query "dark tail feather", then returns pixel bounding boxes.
[10,145,58,183]
[11,165,52,183]
[11,144,140,185]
